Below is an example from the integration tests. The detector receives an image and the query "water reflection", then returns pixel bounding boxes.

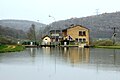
[61,47,90,64]
[0,48,120,80]
[38,47,120,71]
[29,48,36,57]
[42,47,51,55]
[0,47,120,69]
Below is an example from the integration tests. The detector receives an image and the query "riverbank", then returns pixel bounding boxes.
[0,45,25,53]
[95,46,120,49]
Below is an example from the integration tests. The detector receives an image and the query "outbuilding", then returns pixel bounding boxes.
[42,35,51,45]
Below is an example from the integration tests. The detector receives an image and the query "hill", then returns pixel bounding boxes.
[45,11,120,40]
[0,19,46,31]
[0,20,46,41]
[0,25,26,39]
[1,12,120,41]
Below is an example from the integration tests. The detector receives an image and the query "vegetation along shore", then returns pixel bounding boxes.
[94,46,120,49]
[92,40,120,49]
[0,45,25,53]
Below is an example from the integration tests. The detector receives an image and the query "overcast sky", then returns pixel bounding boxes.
[0,0,120,24]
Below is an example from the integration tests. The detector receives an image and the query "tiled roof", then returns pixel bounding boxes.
[62,25,89,31]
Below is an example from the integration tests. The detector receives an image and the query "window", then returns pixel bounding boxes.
[79,31,86,36]
[83,31,86,36]
[83,38,86,42]
[75,38,78,42]
[79,31,82,36]
[79,38,82,42]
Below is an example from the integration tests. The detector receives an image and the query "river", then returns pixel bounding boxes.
[0,47,120,80]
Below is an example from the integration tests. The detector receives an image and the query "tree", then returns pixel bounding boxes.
[27,24,36,41]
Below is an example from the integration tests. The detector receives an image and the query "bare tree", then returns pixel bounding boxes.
[27,24,36,41]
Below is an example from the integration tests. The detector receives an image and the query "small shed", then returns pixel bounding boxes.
[42,35,51,45]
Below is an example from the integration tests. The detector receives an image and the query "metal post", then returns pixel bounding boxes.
[112,27,118,45]
[49,15,56,46]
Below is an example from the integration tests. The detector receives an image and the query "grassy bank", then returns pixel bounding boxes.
[0,45,25,53]
[95,46,120,49]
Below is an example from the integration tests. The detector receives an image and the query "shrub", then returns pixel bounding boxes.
[0,37,17,45]
[92,40,113,46]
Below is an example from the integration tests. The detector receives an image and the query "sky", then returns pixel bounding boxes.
[0,0,120,24]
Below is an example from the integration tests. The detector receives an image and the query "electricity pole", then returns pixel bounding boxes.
[111,27,118,45]
[49,15,57,46]
[96,9,99,15]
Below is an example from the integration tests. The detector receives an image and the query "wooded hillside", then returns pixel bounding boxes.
[45,11,120,40]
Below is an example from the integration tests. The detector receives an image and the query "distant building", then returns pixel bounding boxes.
[49,30,62,42]
[42,35,51,45]
[43,25,90,47]
[62,25,90,46]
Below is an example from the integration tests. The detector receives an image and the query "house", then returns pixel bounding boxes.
[62,25,90,46]
[49,30,62,42]
[22,40,38,47]
[41,35,51,45]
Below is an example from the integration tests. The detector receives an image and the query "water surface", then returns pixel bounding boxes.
[0,47,120,80]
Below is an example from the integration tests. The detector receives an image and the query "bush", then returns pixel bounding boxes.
[0,45,25,53]
[69,41,75,45]
[0,37,17,45]
[92,40,113,46]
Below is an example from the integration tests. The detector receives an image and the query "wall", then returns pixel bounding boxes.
[67,25,90,45]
